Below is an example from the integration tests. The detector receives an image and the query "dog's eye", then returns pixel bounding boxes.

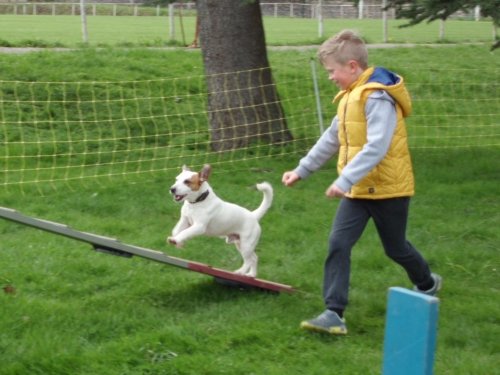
[184,179,192,185]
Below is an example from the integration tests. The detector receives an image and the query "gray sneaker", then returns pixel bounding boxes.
[414,273,442,296]
[300,310,347,335]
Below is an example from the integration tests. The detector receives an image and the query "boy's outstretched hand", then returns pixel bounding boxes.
[282,171,300,187]
[283,171,345,198]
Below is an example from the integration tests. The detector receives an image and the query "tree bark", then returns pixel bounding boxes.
[196,0,293,151]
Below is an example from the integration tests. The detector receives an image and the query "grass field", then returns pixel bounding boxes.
[0,19,499,375]
[0,148,498,375]
[0,15,496,48]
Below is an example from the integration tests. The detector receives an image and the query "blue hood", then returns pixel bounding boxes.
[366,67,400,86]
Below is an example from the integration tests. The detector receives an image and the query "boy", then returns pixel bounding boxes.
[282,30,441,335]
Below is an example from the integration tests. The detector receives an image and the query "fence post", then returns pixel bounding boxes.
[310,59,325,135]
[358,0,364,19]
[382,0,388,43]
[317,0,323,38]
[474,5,480,21]
[169,3,175,41]
[80,0,88,44]
[439,19,445,41]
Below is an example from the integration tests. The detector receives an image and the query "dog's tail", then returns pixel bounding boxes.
[252,182,273,221]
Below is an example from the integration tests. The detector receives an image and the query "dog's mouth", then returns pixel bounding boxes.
[173,194,187,202]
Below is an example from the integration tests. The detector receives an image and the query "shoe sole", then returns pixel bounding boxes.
[300,321,348,335]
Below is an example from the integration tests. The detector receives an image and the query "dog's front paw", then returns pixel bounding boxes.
[167,237,184,249]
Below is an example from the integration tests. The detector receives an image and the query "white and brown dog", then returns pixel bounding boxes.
[167,164,273,278]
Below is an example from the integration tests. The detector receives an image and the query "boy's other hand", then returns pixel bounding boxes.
[326,183,345,198]
[282,171,300,187]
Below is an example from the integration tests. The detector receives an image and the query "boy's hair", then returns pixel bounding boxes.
[318,30,368,69]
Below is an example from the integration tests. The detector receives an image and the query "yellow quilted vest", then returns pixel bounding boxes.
[334,67,414,199]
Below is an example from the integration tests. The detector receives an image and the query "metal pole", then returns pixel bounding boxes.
[382,0,388,43]
[358,0,364,20]
[310,58,325,135]
[178,1,186,46]
[474,5,480,21]
[169,3,175,41]
[317,0,324,38]
[439,19,445,41]
[80,0,88,44]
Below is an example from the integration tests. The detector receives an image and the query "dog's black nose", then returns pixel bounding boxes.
[170,187,176,194]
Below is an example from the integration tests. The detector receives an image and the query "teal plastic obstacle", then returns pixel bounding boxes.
[382,287,440,375]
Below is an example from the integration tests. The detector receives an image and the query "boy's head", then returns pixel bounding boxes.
[318,30,368,90]
[318,30,368,68]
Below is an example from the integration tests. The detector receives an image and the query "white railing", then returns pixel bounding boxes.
[0,1,491,43]
[0,2,482,21]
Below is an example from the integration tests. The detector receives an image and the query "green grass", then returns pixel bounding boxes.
[1,149,498,374]
[0,40,499,374]
[0,15,496,48]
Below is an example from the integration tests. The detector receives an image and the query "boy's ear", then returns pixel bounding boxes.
[348,59,361,73]
[199,164,212,182]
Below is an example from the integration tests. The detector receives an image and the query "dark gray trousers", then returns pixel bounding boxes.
[323,197,431,311]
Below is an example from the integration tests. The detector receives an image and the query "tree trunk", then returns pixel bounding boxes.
[196,0,293,151]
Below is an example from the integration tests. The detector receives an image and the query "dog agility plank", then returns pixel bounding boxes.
[0,206,295,294]
[382,287,439,375]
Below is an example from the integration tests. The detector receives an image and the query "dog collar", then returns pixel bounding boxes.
[192,190,209,204]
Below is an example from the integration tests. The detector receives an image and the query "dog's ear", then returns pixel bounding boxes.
[182,165,191,172]
[199,164,212,182]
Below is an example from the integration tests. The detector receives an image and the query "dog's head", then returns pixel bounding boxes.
[170,164,212,203]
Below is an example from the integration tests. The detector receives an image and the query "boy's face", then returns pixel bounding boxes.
[322,56,361,90]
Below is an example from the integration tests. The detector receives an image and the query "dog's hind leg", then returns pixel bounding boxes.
[233,238,259,278]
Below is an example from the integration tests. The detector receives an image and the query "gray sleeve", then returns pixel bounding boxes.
[334,91,397,192]
[294,116,340,179]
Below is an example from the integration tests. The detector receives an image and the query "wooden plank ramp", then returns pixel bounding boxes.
[0,206,295,294]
